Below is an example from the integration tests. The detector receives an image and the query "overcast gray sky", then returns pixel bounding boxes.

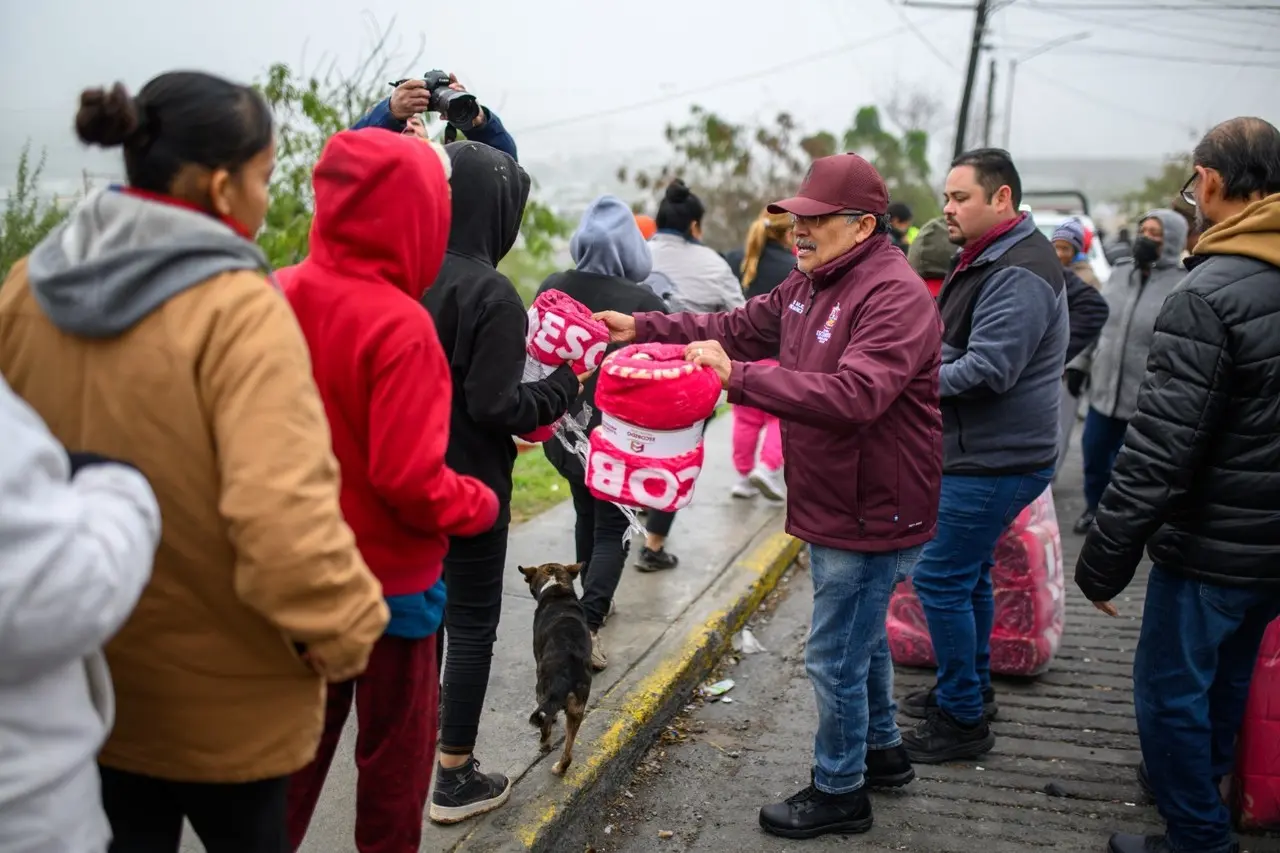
[2,0,1278,189]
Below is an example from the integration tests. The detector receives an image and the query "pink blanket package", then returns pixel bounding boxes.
[887,485,1066,677]
[586,343,722,512]
[519,291,611,443]
[1235,617,1280,830]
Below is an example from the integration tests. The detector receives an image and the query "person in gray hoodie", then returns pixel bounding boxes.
[1070,209,1188,535]
[538,195,672,670]
[0,372,160,853]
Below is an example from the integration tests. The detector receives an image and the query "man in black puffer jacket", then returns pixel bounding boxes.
[1075,116,1280,853]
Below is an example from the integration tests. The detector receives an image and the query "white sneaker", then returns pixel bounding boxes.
[590,632,608,671]
[749,466,786,501]
[731,476,759,499]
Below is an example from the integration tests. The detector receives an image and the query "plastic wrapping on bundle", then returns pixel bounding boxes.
[886,485,1066,677]
[1235,618,1280,830]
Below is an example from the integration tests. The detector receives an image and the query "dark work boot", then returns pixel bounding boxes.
[758,780,873,839]
[864,745,915,789]
[901,684,998,721]
[429,757,511,824]
[1107,832,1239,853]
[902,710,995,764]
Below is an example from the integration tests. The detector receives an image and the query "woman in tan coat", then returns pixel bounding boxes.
[0,72,388,852]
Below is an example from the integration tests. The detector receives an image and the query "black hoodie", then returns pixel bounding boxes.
[424,142,578,528]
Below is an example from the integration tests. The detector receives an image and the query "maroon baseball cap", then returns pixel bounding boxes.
[768,153,890,217]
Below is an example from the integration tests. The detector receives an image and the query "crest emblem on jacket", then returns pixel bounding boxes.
[816,302,841,344]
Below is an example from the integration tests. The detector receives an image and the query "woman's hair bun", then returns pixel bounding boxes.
[664,179,691,204]
[76,83,139,148]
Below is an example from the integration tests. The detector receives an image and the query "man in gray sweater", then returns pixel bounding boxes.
[900,148,1069,764]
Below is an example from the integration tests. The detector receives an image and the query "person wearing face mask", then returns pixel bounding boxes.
[0,73,389,851]
[899,148,1068,766]
[1075,116,1280,853]
[595,153,943,839]
[1069,209,1188,536]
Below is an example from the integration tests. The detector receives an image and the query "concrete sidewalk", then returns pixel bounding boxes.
[180,414,800,852]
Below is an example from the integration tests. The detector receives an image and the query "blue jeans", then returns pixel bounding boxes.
[911,470,1052,723]
[1135,566,1280,853]
[806,544,922,794]
[1081,407,1128,511]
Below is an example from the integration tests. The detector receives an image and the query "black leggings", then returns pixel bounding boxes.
[100,766,288,853]
[569,479,633,631]
[439,524,509,754]
[646,509,676,538]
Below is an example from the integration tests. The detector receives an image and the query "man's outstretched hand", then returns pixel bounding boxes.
[1092,600,1119,617]
[594,311,637,344]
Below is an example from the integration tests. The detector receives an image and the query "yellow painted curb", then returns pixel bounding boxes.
[500,530,803,852]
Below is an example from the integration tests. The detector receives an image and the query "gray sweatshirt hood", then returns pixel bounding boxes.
[27,188,269,338]
[569,195,652,283]
[1139,208,1189,269]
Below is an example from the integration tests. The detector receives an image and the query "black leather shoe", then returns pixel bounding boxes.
[864,745,915,788]
[903,710,995,764]
[758,782,873,839]
[901,684,998,720]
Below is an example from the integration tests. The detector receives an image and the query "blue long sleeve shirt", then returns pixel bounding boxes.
[352,99,518,162]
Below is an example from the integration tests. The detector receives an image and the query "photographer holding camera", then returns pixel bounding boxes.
[353,72,518,162]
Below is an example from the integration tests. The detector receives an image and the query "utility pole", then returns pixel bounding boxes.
[1002,59,1018,148]
[953,0,990,159]
[982,58,997,147]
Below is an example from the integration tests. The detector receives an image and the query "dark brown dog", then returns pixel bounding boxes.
[518,561,593,776]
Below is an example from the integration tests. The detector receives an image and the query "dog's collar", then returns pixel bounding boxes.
[536,578,565,599]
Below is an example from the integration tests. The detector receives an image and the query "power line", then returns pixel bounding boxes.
[1018,3,1280,50]
[1022,1,1280,9]
[509,24,915,137]
[1000,42,1280,68]
[886,0,960,70]
[1018,65,1196,135]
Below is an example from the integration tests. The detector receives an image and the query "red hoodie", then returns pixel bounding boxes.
[279,130,498,596]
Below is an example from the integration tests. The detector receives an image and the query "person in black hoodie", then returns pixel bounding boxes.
[425,140,579,825]
[539,195,672,673]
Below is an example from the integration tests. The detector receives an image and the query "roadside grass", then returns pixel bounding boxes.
[511,447,569,524]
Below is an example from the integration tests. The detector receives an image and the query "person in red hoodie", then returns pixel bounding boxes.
[277,129,499,853]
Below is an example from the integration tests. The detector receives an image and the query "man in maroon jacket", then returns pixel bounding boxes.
[596,153,943,840]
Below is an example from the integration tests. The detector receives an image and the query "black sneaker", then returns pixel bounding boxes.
[864,745,915,789]
[635,546,679,572]
[758,781,873,839]
[902,710,995,764]
[429,757,512,824]
[1106,833,1238,853]
[1072,509,1096,535]
[901,684,998,721]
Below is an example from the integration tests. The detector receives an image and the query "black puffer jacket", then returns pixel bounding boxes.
[1075,195,1280,600]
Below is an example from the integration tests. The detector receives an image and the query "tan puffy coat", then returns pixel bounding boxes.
[0,249,388,782]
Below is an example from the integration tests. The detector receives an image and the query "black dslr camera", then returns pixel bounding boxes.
[416,70,480,128]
